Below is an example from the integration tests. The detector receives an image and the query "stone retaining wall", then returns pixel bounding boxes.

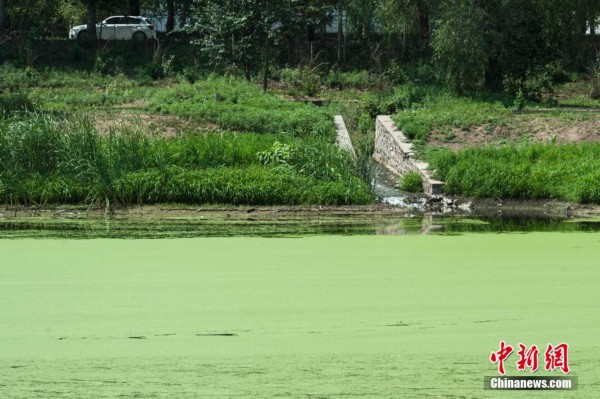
[374,115,444,196]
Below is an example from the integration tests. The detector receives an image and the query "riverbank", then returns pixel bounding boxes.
[3,196,600,221]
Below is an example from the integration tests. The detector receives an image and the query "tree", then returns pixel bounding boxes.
[166,0,175,33]
[85,0,97,41]
[431,1,487,92]
[180,0,191,28]
[432,0,600,92]
[189,0,288,80]
[129,0,140,15]
[0,0,5,38]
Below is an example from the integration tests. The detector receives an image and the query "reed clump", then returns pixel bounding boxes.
[0,113,372,206]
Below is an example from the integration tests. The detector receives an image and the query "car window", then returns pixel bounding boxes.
[123,17,142,25]
[104,17,121,24]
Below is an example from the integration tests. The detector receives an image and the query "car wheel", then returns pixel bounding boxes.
[132,32,147,41]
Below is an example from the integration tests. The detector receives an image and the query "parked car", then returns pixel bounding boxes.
[69,16,156,41]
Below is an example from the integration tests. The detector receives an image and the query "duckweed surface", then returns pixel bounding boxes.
[1,233,598,397]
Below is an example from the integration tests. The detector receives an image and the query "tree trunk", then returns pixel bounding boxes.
[337,1,343,65]
[129,0,140,16]
[166,0,175,33]
[263,0,270,92]
[86,0,97,41]
[0,0,6,38]
[181,0,191,28]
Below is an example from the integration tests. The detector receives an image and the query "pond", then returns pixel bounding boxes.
[0,214,597,397]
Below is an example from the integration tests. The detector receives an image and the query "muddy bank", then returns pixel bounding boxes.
[1,198,600,221]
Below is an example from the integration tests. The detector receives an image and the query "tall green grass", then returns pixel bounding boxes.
[0,113,372,206]
[427,144,600,203]
[147,77,334,137]
[393,91,513,142]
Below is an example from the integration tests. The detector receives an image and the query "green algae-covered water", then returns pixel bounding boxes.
[1,222,599,397]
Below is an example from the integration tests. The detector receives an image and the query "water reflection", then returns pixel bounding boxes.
[1,214,600,239]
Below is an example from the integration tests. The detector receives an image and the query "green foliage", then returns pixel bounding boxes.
[115,165,371,206]
[0,113,372,206]
[393,89,512,142]
[590,54,600,100]
[326,68,373,89]
[363,84,427,118]
[147,77,334,137]
[427,143,600,203]
[0,64,41,90]
[432,1,487,93]
[400,172,422,193]
[0,93,36,115]
[513,89,525,111]
[257,141,295,166]
[280,67,322,96]
[92,51,123,76]
[383,61,409,86]
[503,65,561,104]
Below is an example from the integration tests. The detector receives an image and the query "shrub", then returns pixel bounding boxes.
[326,68,373,89]
[280,67,322,96]
[400,172,423,193]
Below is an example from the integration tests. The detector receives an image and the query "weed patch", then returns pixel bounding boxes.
[147,77,334,137]
[0,113,371,206]
[427,143,600,203]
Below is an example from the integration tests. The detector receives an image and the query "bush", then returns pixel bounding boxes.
[326,68,373,89]
[280,67,322,96]
[400,172,423,193]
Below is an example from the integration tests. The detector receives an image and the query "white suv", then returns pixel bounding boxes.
[70,16,157,41]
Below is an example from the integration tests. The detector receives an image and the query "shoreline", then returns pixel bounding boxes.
[1,198,600,220]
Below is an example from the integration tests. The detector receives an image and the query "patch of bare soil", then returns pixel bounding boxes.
[94,112,219,137]
[428,117,600,150]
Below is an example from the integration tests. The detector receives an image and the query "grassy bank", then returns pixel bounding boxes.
[389,84,600,144]
[0,113,372,206]
[147,77,334,137]
[427,143,600,203]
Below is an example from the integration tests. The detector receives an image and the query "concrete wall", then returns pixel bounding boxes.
[334,115,356,157]
[374,115,444,196]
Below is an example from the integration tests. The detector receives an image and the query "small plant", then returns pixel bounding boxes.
[93,51,121,76]
[280,66,322,96]
[182,66,201,84]
[0,93,36,114]
[384,61,409,85]
[256,142,294,166]
[514,88,525,110]
[590,54,600,100]
[400,172,423,193]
